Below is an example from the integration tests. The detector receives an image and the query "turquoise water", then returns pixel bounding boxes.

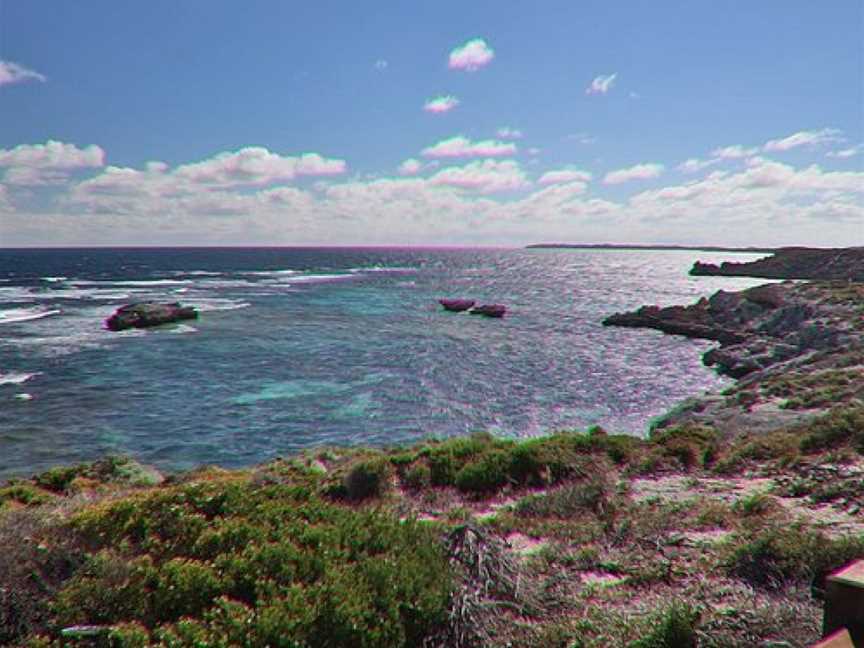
[0,247,769,478]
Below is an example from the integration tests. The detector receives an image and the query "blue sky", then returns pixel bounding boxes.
[1,1,861,246]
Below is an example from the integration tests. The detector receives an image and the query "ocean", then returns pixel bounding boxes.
[0,247,770,480]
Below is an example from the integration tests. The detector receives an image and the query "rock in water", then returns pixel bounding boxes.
[470,304,507,318]
[105,302,198,331]
[439,298,476,312]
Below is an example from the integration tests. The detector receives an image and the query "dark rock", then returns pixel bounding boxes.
[690,247,864,281]
[105,302,198,331]
[439,298,476,312]
[469,304,507,318]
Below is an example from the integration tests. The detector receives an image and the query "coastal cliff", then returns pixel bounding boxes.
[2,280,864,646]
[691,247,864,281]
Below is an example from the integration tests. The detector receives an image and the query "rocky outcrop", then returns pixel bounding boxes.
[605,280,864,439]
[105,302,198,331]
[603,282,859,378]
[439,299,476,312]
[691,247,864,281]
[470,304,507,318]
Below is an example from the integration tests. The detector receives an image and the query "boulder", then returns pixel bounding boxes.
[469,304,507,318]
[105,302,198,331]
[439,298,476,312]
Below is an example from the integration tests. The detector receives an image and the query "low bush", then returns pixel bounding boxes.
[651,424,720,470]
[723,523,864,591]
[799,405,864,453]
[628,601,700,648]
[18,477,452,647]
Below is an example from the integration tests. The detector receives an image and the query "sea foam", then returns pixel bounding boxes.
[0,307,61,324]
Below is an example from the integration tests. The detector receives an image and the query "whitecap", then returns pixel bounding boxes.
[72,279,190,287]
[41,276,68,282]
[14,393,33,401]
[259,273,354,286]
[243,269,300,277]
[348,266,418,274]
[191,299,251,312]
[167,324,198,334]
[0,307,61,324]
[0,372,38,386]
[169,270,224,277]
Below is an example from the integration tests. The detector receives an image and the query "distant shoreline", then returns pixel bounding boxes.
[526,243,777,253]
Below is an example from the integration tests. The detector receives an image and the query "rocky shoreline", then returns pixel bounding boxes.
[690,246,864,281]
[604,280,864,442]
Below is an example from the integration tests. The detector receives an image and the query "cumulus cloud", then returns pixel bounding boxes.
[398,158,423,175]
[763,128,843,152]
[0,140,105,185]
[496,127,523,140]
[711,145,758,159]
[603,163,664,185]
[586,73,617,95]
[0,60,46,87]
[430,159,528,193]
[7,126,863,247]
[538,168,593,185]
[421,136,516,159]
[448,38,494,71]
[677,158,720,174]
[423,95,460,114]
[827,145,862,159]
[174,148,346,186]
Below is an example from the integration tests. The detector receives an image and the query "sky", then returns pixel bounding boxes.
[0,1,862,247]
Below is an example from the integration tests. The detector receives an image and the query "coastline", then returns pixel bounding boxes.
[2,275,863,645]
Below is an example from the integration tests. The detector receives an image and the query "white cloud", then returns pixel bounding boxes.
[711,145,758,159]
[423,95,460,114]
[677,158,720,174]
[374,59,388,70]
[538,168,592,185]
[398,159,423,175]
[0,140,105,185]
[173,148,346,186]
[0,60,46,87]
[586,73,617,95]
[763,128,843,152]
[6,127,863,247]
[421,136,516,159]
[448,38,494,71]
[496,127,523,140]
[603,163,664,185]
[827,144,862,159]
[430,159,528,193]
[565,132,596,145]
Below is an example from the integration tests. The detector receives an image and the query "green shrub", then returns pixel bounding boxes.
[0,485,52,508]
[402,463,431,490]
[515,480,610,518]
[454,450,513,493]
[722,524,864,590]
[33,466,82,493]
[341,456,392,501]
[37,479,452,647]
[628,601,699,648]
[799,405,864,453]
[651,424,720,469]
